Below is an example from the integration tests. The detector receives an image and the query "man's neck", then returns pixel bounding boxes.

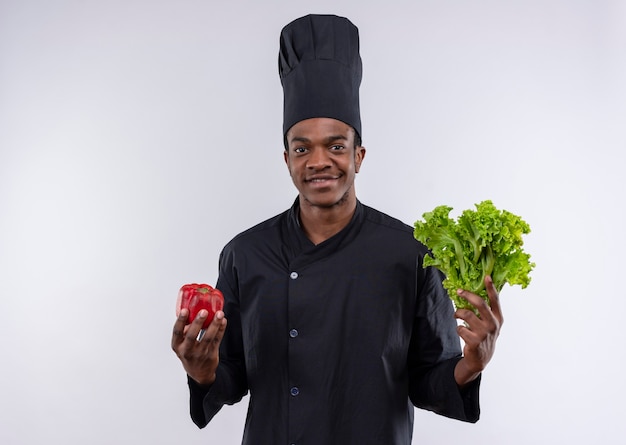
[298,196,357,245]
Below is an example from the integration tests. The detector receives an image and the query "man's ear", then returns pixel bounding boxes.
[355,146,366,173]
[283,150,289,168]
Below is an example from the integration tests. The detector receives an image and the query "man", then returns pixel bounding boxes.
[172,14,502,444]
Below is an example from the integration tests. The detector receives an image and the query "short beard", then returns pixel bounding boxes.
[302,186,352,209]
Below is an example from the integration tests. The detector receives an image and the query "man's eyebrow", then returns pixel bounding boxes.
[288,134,350,148]
[289,135,348,144]
[289,136,311,145]
[324,135,348,144]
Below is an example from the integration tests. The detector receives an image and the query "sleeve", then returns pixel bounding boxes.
[188,244,249,428]
[407,259,481,423]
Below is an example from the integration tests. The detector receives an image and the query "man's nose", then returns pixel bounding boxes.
[307,147,331,169]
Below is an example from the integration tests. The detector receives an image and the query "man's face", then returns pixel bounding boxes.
[284,117,365,209]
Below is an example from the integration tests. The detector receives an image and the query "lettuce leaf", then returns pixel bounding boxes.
[413,200,535,311]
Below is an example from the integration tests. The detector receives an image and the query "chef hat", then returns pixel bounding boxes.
[278,14,363,139]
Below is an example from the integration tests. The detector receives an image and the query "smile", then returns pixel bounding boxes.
[305,177,339,189]
[306,175,340,183]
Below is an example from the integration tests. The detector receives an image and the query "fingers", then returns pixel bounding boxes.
[210,311,228,341]
[185,310,210,342]
[455,276,501,320]
[457,289,488,316]
[454,291,486,336]
[454,276,503,375]
[171,308,190,350]
[454,276,502,339]
[173,310,227,350]
[171,310,227,387]
[456,320,479,344]
[484,276,504,326]
[198,311,227,344]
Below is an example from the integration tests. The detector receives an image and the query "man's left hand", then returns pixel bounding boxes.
[453,275,503,388]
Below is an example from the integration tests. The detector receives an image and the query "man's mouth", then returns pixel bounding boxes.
[306,177,339,189]
[306,175,340,183]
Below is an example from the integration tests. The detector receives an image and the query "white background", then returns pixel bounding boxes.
[1,0,625,444]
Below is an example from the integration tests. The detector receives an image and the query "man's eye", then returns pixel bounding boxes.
[294,147,307,153]
[330,145,344,150]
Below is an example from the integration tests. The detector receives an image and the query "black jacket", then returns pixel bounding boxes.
[188,199,480,444]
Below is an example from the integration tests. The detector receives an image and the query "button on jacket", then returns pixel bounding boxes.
[188,199,480,444]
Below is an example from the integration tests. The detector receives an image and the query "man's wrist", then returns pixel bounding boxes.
[454,358,481,389]
[188,372,216,389]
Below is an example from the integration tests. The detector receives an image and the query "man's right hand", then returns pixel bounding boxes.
[171,308,228,386]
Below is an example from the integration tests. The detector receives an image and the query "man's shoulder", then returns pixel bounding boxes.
[359,203,430,254]
[361,203,413,234]
[225,208,289,247]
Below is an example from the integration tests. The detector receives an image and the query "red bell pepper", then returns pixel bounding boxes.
[176,283,224,329]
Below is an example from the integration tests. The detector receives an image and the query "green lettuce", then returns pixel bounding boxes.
[413,200,535,311]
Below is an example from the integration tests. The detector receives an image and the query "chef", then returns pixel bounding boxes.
[172,14,502,444]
